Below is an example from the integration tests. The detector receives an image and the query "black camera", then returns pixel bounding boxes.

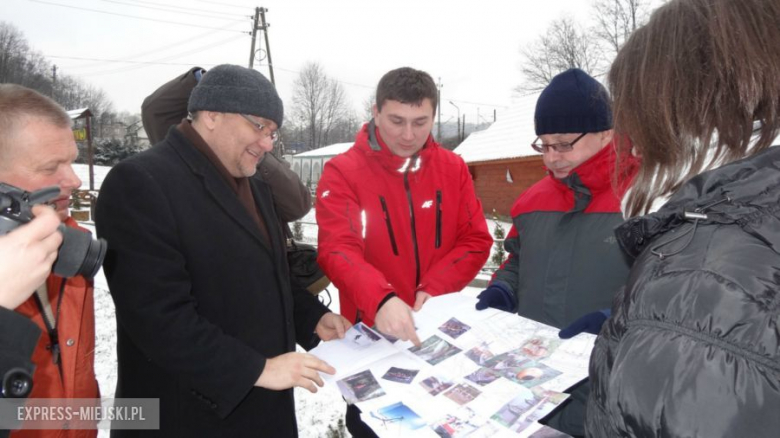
[0,182,107,279]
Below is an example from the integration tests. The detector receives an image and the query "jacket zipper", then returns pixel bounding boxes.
[435,190,442,249]
[379,196,399,256]
[404,166,421,287]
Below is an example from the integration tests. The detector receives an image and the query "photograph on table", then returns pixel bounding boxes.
[408,335,462,366]
[369,401,427,433]
[337,369,386,404]
[464,343,495,366]
[349,322,382,349]
[438,317,471,339]
[491,387,568,433]
[519,337,560,360]
[443,383,481,406]
[464,367,501,387]
[419,375,455,396]
[431,406,490,438]
[382,367,420,384]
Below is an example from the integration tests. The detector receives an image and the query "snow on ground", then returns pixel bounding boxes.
[86,207,504,437]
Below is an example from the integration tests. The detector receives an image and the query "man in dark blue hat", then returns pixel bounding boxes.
[475,68,638,436]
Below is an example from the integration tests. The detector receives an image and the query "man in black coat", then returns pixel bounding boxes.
[96,64,350,437]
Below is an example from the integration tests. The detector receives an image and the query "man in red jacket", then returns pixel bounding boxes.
[316,67,492,437]
[0,84,99,438]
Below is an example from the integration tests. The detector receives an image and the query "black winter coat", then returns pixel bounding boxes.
[95,128,328,437]
[587,146,780,437]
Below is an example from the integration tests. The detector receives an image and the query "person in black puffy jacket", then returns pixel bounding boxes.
[586,0,780,437]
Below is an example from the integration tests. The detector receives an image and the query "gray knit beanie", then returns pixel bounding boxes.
[187,64,283,128]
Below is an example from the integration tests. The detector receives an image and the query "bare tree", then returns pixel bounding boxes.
[516,17,604,93]
[592,0,651,55]
[361,93,375,123]
[290,62,355,150]
[0,21,114,121]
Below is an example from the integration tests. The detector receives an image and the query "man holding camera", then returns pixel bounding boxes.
[96,64,350,437]
[0,84,100,438]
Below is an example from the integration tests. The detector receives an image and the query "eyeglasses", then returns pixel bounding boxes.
[531,133,587,153]
[240,114,279,143]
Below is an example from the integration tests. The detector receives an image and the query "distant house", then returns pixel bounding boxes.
[454,92,546,218]
[290,142,353,191]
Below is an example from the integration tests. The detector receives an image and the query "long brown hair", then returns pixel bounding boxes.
[610,0,780,217]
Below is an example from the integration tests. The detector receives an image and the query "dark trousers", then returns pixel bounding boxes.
[345,404,378,438]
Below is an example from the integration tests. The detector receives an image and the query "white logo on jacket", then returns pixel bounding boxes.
[322,190,330,198]
[421,200,433,208]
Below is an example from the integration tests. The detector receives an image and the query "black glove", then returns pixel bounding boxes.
[558,309,611,339]
[475,283,517,312]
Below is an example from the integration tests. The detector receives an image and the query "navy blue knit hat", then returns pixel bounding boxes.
[187,64,283,128]
[534,68,612,136]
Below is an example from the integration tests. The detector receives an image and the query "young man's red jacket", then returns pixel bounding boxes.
[316,122,492,326]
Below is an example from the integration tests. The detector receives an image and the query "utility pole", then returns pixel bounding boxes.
[259,8,275,85]
[449,101,460,143]
[436,77,443,140]
[248,7,275,85]
[461,114,466,142]
[51,65,57,99]
[248,8,260,68]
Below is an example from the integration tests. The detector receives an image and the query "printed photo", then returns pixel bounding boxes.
[350,323,382,349]
[443,383,481,406]
[431,407,480,438]
[336,370,386,404]
[369,401,426,432]
[491,388,567,432]
[381,367,419,384]
[499,360,561,388]
[464,367,500,387]
[419,375,454,396]
[438,317,471,339]
[408,335,462,366]
[519,337,560,360]
[465,343,495,366]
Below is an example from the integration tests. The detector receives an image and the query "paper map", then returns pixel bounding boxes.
[310,293,596,437]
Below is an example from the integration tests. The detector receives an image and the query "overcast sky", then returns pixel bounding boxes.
[7,0,621,124]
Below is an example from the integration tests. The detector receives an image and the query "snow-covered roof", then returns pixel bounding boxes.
[67,108,92,120]
[293,142,353,158]
[454,91,542,164]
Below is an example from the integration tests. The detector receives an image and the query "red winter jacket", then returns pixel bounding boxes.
[316,122,492,326]
[13,217,99,438]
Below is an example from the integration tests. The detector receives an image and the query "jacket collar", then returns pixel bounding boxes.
[354,120,439,174]
[167,123,274,255]
[551,141,635,195]
[617,145,780,258]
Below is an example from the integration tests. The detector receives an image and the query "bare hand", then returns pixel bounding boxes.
[374,297,421,347]
[255,352,336,393]
[315,312,352,341]
[413,291,432,311]
[0,205,62,309]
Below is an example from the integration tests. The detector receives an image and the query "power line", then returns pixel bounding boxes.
[194,0,247,9]
[99,0,247,20]
[29,0,249,34]
[47,55,223,67]
[75,33,246,77]
[61,18,247,71]
[116,0,247,18]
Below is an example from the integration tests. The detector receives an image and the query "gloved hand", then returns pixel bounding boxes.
[558,309,611,339]
[475,283,517,312]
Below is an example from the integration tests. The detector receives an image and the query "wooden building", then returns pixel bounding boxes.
[454,92,547,218]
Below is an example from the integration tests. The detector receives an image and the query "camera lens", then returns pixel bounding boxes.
[52,225,107,279]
